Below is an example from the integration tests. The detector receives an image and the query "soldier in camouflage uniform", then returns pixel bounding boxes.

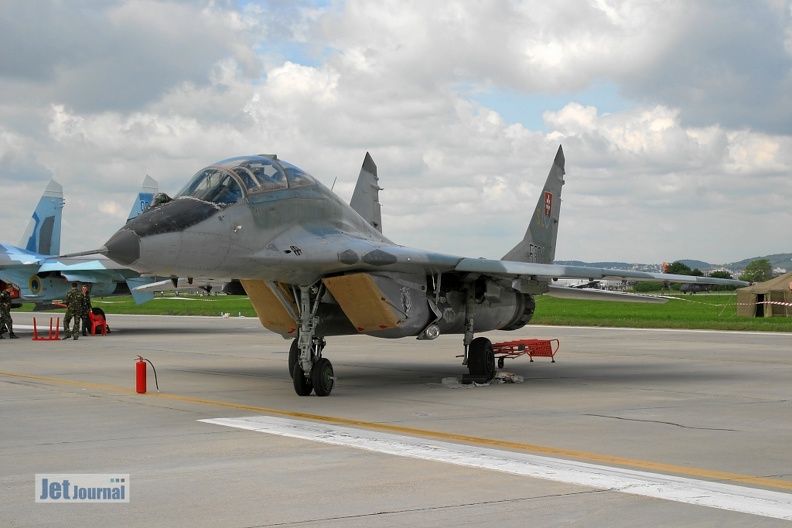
[80,284,92,336]
[0,288,7,337]
[62,282,84,340]
[0,284,19,339]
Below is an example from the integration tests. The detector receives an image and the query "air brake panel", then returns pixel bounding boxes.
[240,279,297,336]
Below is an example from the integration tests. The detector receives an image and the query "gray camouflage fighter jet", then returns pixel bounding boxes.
[91,146,747,396]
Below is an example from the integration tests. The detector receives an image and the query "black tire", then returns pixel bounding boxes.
[311,358,334,397]
[468,337,496,381]
[292,363,313,396]
[288,339,299,378]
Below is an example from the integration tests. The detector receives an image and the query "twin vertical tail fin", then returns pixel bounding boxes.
[19,179,65,256]
[123,175,159,305]
[349,153,383,233]
[128,175,158,221]
[501,145,565,264]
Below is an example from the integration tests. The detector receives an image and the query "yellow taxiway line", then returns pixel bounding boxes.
[3,369,792,493]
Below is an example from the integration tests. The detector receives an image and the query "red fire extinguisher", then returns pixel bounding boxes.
[135,356,159,394]
[136,356,147,393]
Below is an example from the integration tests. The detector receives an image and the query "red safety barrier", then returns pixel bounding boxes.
[492,338,560,367]
[32,317,61,341]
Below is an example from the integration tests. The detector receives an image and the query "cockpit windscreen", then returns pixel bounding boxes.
[176,155,317,204]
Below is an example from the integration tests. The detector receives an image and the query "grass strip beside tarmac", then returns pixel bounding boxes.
[17,292,792,332]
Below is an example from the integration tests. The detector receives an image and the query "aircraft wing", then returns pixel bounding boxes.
[0,243,45,267]
[130,277,232,294]
[34,256,155,304]
[38,255,151,281]
[222,224,748,293]
[454,257,749,287]
[545,285,666,303]
[277,225,747,288]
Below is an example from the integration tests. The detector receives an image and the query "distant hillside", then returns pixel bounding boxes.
[723,253,792,271]
[556,253,792,273]
[677,260,710,270]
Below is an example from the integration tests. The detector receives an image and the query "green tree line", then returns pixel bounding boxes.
[631,259,774,292]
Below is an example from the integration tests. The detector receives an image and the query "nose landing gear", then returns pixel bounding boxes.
[311,358,335,396]
[290,283,334,396]
[290,342,334,396]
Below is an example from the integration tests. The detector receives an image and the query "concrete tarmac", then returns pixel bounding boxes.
[2,312,791,527]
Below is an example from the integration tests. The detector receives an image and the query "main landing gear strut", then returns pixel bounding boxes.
[289,283,334,396]
[462,285,496,382]
[287,282,496,395]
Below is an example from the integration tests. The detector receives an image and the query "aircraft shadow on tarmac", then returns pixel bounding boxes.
[97,325,266,336]
[152,359,750,393]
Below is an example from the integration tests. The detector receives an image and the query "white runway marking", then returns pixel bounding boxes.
[201,415,792,520]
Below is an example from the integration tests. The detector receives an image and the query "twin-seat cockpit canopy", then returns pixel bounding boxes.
[176,155,317,204]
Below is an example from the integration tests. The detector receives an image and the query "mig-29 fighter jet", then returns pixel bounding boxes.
[89,146,747,396]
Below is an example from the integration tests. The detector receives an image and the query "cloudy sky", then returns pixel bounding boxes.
[1,0,790,266]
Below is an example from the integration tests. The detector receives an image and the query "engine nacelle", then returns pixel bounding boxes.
[433,278,535,334]
[321,273,534,338]
[248,273,536,340]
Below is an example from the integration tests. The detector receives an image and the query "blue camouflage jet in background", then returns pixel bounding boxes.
[0,177,159,309]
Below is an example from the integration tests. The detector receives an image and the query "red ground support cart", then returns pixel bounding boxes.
[492,338,560,368]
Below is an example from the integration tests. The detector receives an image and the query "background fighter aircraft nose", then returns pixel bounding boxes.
[105,229,140,266]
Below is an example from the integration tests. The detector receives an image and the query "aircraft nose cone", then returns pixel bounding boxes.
[104,229,140,266]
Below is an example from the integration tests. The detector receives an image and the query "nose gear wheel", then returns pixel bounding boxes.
[292,363,313,396]
[311,358,334,396]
